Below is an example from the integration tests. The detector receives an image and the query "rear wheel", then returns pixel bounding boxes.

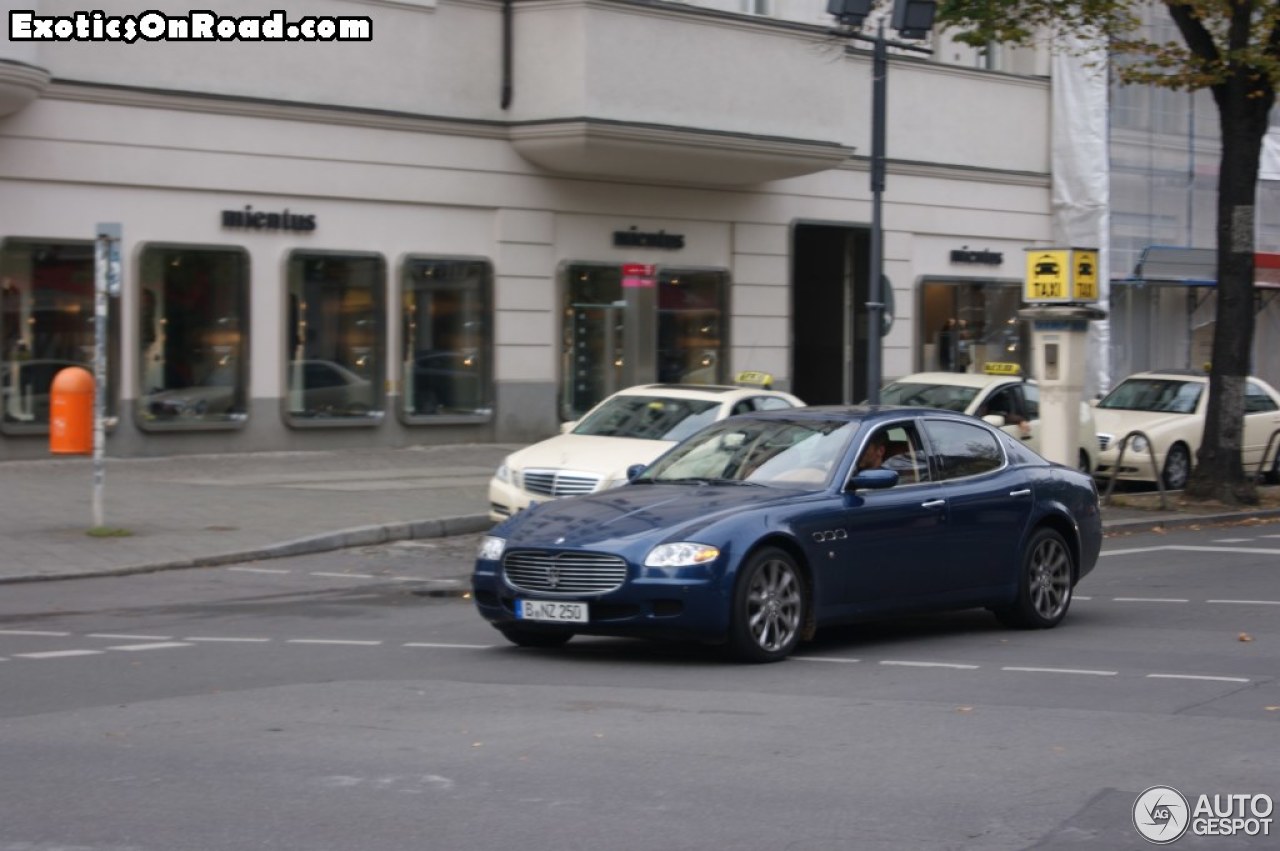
[1162,443,1191,490]
[726,547,805,663]
[497,625,573,648]
[995,528,1074,629]
[1077,449,1091,474]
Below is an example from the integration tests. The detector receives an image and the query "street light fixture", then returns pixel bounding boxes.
[828,0,936,405]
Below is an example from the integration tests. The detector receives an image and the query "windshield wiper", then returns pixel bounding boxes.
[657,477,764,487]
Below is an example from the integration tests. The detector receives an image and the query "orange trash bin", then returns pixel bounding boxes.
[49,366,95,455]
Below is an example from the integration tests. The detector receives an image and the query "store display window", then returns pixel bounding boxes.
[919,280,1028,374]
[1,239,117,434]
[400,257,492,420]
[285,252,385,425]
[560,263,728,420]
[136,245,249,429]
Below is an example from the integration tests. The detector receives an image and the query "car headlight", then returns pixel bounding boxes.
[644,542,720,568]
[494,459,512,484]
[1128,435,1149,453]
[477,535,507,561]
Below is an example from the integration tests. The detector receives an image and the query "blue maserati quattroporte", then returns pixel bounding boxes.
[472,406,1102,663]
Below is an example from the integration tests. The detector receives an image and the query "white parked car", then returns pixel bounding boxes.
[487,380,804,521]
[1092,369,1280,489]
[878,367,1099,473]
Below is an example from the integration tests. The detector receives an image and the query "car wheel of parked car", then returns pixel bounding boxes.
[995,527,1073,630]
[1162,443,1191,490]
[727,546,805,663]
[1078,449,1091,474]
[497,626,573,649]
[1265,451,1280,485]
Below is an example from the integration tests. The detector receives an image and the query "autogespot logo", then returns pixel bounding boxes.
[1134,786,1190,844]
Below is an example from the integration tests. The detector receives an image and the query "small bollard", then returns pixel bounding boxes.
[49,366,94,455]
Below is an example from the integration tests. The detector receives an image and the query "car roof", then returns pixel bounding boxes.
[732,404,967,424]
[612,383,792,400]
[888,371,1022,390]
[1125,369,1207,380]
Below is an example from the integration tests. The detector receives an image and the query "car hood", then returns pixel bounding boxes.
[497,482,807,547]
[1092,407,1190,441]
[506,432,672,476]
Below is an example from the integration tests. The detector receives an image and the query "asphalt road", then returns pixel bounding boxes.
[1,522,1277,851]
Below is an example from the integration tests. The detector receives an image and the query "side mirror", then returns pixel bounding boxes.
[626,463,647,481]
[982,414,1007,427]
[847,468,899,491]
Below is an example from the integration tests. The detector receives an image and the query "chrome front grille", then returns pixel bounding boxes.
[503,550,628,595]
[521,469,601,497]
[1097,434,1113,451]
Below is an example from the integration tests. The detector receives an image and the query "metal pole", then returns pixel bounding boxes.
[866,18,887,405]
[92,232,108,528]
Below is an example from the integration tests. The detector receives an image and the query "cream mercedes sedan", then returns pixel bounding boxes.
[487,381,805,521]
[1092,369,1280,490]
[879,367,1099,473]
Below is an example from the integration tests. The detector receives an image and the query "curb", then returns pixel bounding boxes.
[0,513,493,590]
[1102,506,1280,533]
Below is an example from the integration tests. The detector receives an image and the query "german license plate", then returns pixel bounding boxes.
[517,599,588,623]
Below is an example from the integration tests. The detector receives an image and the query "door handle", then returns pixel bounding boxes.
[921,499,946,509]
[1009,489,1032,497]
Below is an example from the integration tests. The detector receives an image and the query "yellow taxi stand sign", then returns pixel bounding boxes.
[1024,247,1100,303]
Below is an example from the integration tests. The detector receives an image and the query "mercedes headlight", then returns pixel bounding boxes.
[477,535,507,561]
[644,542,720,568]
[494,459,512,484]
[1128,435,1149,453]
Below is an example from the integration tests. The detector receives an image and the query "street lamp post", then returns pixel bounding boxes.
[828,0,936,404]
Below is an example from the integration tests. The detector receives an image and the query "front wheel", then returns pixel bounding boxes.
[497,625,573,649]
[726,547,805,663]
[1162,443,1191,490]
[995,528,1074,629]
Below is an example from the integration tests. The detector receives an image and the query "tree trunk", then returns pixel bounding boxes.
[1184,66,1274,504]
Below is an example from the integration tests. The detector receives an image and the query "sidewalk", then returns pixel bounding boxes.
[1,445,1278,587]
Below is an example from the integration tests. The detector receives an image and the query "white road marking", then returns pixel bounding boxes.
[286,639,383,646]
[1212,538,1256,544]
[1075,595,1093,600]
[1103,545,1280,557]
[15,649,103,659]
[107,642,193,652]
[1206,599,1280,606]
[879,660,979,670]
[1002,666,1117,676]
[87,633,172,640]
[402,642,492,650]
[311,572,377,580]
[1147,673,1251,683]
[792,656,861,664]
[227,567,291,574]
[1113,597,1190,603]
[0,629,71,637]
[184,636,273,642]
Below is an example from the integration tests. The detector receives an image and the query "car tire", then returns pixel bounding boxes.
[726,546,805,663]
[497,625,573,649]
[1265,451,1280,485]
[1162,443,1191,491]
[1078,449,1091,474]
[995,527,1074,630]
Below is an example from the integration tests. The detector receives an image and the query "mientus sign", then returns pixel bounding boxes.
[221,205,316,232]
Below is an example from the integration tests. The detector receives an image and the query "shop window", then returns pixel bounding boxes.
[285,252,385,425]
[400,257,492,420]
[1,239,117,434]
[561,263,729,421]
[919,280,1027,375]
[136,245,249,429]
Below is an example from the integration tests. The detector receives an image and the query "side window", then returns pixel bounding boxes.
[731,400,754,416]
[982,385,1025,423]
[1245,382,1278,414]
[852,421,930,484]
[752,395,794,412]
[922,419,1004,480]
[1022,383,1040,419]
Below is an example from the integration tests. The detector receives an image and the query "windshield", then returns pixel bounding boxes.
[573,395,720,441]
[1097,378,1203,413]
[879,381,977,412]
[639,417,857,490]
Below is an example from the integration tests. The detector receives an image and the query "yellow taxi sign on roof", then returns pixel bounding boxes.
[735,371,773,389]
[983,362,1022,375]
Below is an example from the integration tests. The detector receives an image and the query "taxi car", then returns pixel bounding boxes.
[878,365,1099,473]
[487,376,804,521]
[473,406,1102,662]
[1092,369,1280,489]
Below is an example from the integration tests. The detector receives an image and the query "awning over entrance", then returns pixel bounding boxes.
[1116,245,1280,289]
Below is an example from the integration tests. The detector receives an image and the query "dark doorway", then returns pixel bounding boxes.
[791,223,869,404]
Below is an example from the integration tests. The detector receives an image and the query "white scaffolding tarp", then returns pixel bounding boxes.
[1051,37,1111,396]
